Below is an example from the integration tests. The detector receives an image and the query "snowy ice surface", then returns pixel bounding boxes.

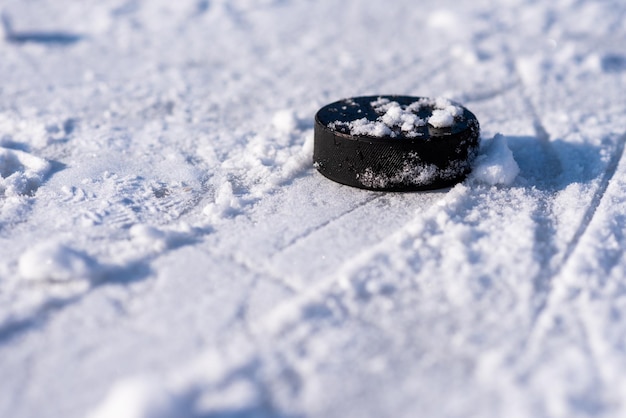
[1,1,626,417]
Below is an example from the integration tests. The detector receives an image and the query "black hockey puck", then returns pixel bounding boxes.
[313,95,480,191]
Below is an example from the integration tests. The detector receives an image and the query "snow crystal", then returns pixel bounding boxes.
[471,134,520,186]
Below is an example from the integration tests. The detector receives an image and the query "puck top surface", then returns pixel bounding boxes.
[316,95,474,140]
[313,95,480,191]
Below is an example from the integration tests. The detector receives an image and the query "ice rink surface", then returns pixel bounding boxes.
[1,0,626,417]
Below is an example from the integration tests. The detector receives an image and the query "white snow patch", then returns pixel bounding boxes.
[428,109,455,128]
[428,9,458,29]
[346,117,393,137]
[516,55,546,87]
[129,224,173,252]
[0,113,54,149]
[87,376,179,418]
[451,44,480,65]
[202,124,314,223]
[18,242,101,282]
[203,180,241,222]
[380,101,423,133]
[107,223,201,265]
[0,147,50,196]
[471,134,520,186]
[425,98,463,128]
[272,109,299,133]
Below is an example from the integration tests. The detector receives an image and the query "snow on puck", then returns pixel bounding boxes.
[313,95,480,191]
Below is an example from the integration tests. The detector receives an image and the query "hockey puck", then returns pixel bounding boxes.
[313,95,480,191]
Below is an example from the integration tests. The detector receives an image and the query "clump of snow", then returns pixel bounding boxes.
[418,97,463,128]
[380,102,423,132]
[269,132,315,185]
[129,224,172,252]
[0,147,50,196]
[329,97,463,137]
[471,134,520,186]
[368,97,429,136]
[202,118,313,223]
[428,109,455,128]
[128,223,198,253]
[0,112,74,149]
[272,109,299,133]
[344,117,393,137]
[87,376,179,418]
[18,242,101,282]
[203,180,241,222]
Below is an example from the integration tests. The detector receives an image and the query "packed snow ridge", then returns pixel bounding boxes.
[330,97,463,138]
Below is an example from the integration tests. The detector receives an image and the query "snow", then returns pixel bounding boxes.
[379,101,425,133]
[329,96,462,137]
[0,147,50,197]
[18,242,101,283]
[86,376,179,418]
[1,0,626,417]
[472,134,520,185]
[428,108,455,128]
[271,109,299,134]
[340,117,393,137]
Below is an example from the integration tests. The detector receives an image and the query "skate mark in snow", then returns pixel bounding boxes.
[517,123,626,365]
[559,131,626,271]
[223,250,300,294]
[522,131,626,353]
[506,80,568,327]
[1,13,83,46]
[275,194,381,253]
